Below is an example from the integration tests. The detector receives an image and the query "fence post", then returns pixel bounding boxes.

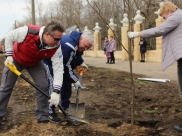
[121,13,129,60]
[133,10,145,61]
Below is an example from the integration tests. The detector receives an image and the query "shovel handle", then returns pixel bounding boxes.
[76,87,80,109]
[7,63,21,76]
[7,63,68,117]
[77,66,87,76]
[79,75,82,83]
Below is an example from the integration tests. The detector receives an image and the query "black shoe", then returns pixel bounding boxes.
[174,125,182,132]
[38,119,50,123]
[49,113,62,123]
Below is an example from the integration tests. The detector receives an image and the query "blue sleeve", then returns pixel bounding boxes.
[62,43,79,83]
[77,52,84,66]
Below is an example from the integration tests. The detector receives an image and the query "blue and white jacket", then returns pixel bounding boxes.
[44,31,83,83]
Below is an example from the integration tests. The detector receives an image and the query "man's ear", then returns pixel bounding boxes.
[168,10,173,14]
[44,32,49,36]
[80,36,82,41]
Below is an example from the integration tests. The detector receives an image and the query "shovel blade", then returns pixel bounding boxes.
[67,115,89,124]
[68,103,85,118]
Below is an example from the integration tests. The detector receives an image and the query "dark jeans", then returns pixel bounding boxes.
[178,58,182,99]
[110,52,115,63]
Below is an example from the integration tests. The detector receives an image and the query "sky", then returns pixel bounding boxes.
[0,0,56,41]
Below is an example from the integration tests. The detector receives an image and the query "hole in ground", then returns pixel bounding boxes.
[136,120,160,128]
[108,121,123,128]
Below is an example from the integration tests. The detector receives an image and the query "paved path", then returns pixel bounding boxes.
[0,54,177,82]
[83,57,178,83]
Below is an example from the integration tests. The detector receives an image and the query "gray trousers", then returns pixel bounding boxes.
[0,60,49,121]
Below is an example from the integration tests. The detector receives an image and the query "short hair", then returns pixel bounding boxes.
[159,1,178,16]
[81,31,94,46]
[43,20,65,35]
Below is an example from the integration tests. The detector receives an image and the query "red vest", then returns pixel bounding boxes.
[13,25,57,67]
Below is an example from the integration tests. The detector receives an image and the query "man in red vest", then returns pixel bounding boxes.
[0,20,65,124]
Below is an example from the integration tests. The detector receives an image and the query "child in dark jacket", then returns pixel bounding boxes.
[139,37,147,62]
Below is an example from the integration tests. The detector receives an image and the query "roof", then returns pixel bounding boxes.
[64,25,94,34]
[65,25,78,34]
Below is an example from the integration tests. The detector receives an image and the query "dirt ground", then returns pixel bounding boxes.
[0,65,182,136]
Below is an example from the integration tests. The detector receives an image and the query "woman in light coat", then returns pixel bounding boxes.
[103,36,110,63]
[128,1,182,131]
[107,36,116,64]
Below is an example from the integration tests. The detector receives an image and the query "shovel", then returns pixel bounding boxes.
[68,66,87,118]
[68,87,85,118]
[7,63,89,124]
[77,66,87,85]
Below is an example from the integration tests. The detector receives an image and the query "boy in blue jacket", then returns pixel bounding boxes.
[43,31,94,122]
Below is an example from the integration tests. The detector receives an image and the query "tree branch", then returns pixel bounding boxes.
[86,0,129,54]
